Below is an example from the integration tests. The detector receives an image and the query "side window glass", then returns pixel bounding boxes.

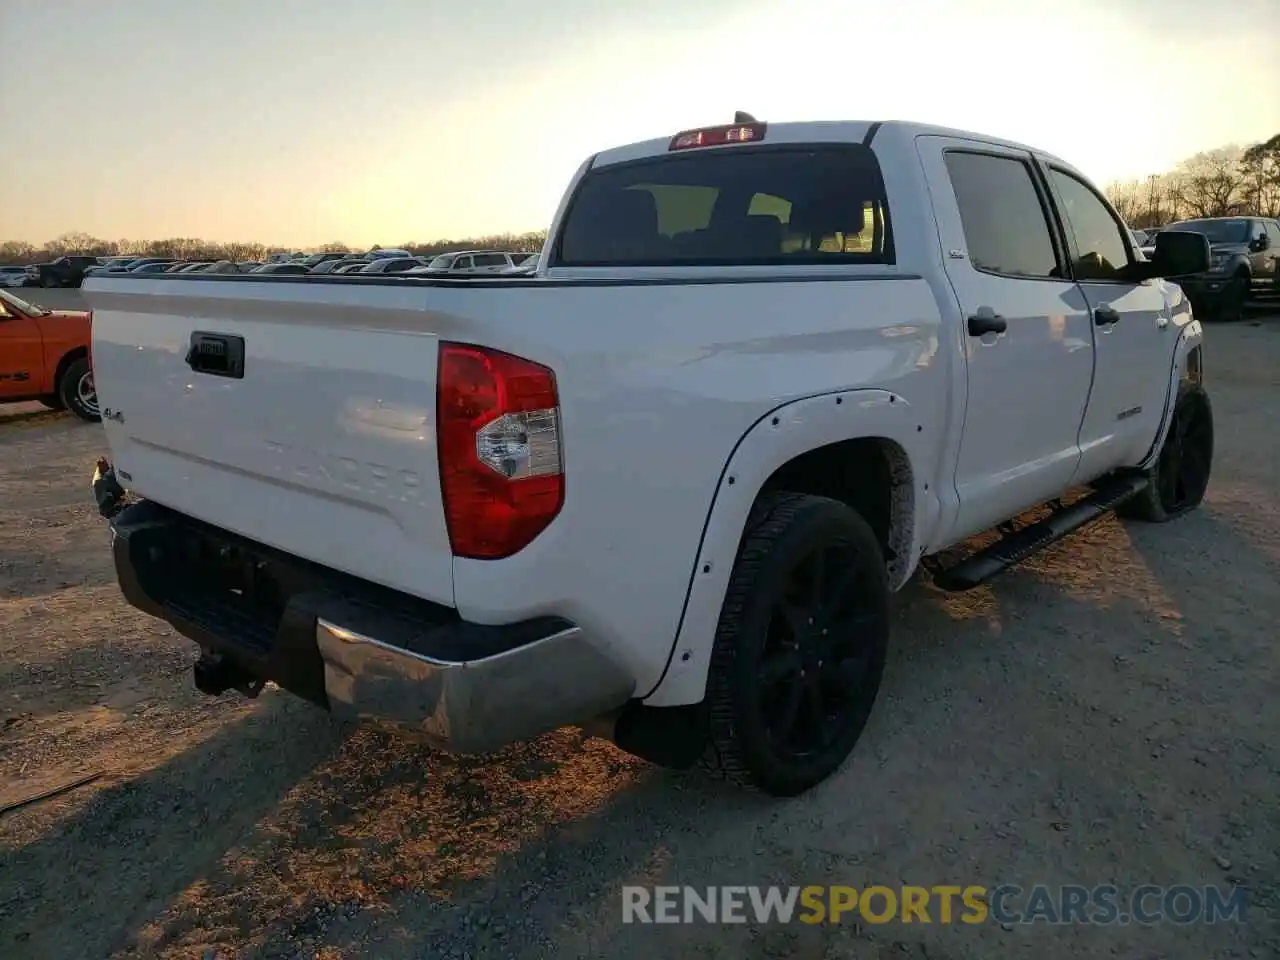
[454,257,471,270]
[1048,169,1132,281]
[944,152,1060,279]
[1266,222,1280,247]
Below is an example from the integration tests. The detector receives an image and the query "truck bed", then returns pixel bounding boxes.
[84,268,940,697]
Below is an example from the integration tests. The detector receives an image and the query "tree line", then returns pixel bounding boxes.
[0,231,549,267]
[1103,133,1280,228]
[2,131,1277,264]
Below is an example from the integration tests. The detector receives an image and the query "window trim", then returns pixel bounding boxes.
[941,147,1071,283]
[549,142,895,269]
[1039,162,1140,286]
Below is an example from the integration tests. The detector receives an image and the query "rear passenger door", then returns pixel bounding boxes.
[918,138,1096,544]
[1041,164,1172,474]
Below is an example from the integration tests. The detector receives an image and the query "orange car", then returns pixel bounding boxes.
[0,288,98,422]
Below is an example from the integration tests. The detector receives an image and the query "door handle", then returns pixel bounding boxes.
[1094,306,1121,326]
[967,313,1007,336]
[186,331,246,379]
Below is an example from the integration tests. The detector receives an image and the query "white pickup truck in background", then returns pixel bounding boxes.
[85,117,1214,797]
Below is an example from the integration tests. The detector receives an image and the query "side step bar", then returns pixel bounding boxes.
[928,474,1149,592]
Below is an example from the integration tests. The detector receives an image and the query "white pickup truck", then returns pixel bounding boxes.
[85,117,1214,797]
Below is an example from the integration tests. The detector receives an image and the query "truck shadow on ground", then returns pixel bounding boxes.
[2,510,1276,960]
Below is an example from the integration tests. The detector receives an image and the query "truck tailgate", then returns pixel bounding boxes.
[85,279,455,607]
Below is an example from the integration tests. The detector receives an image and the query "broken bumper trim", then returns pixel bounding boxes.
[104,495,636,753]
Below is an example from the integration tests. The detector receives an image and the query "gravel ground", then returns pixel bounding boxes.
[1,290,1277,960]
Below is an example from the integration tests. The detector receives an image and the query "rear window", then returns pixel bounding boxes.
[555,144,892,267]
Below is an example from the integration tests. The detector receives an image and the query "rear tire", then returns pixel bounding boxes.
[701,492,890,797]
[58,358,100,422]
[1118,386,1213,523]
[41,274,61,289]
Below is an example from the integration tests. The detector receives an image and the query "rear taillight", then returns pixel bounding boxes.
[437,343,564,559]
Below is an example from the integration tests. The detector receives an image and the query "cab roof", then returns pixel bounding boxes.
[590,119,1067,169]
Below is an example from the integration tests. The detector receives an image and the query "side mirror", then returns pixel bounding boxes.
[1141,229,1210,279]
[1250,234,1269,252]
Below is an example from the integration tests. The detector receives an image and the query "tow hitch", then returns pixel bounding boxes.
[193,651,267,699]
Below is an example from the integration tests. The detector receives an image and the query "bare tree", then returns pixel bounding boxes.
[1173,146,1245,219]
[1105,179,1143,225]
[1240,133,1280,218]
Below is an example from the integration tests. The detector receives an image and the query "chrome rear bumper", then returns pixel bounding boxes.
[316,619,635,753]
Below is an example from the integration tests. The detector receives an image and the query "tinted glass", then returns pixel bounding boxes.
[1048,169,1131,281]
[1265,221,1280,246]
[557,145,891,266]
[475,253,508,267]
[944,152,1059,279]
[1165,219,1250,244]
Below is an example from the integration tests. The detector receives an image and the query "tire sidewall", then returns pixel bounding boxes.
[1153,386,1214,518]
[59,358,99,422]
[1220,275,1248,321]
[716,497,890,794]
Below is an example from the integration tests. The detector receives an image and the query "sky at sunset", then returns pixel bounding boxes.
[2,0,1277,248]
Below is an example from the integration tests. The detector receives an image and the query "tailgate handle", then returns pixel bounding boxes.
[185,332,245,379]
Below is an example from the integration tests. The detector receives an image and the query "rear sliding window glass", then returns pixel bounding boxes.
[554,145,892,267]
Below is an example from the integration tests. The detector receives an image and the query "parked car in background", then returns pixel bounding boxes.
[131,262,180,274]
[294,253,349,269]
[250,263,311,275]
[357,257,424,274]
[85,256,142,278]
[266,252,305,264]
[0,288,98,420]
[27,255,100,288]
[501,253,540,275]
[412,250,520,275]
[332,262,370,274]
[176,262,214,274]
[366,248,413,260]
[0,266,31,287]
[309,258,369,275]
[1158,216,1280,319]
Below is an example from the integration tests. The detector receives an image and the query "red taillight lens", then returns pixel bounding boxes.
[437,342,564,559]
[669,122,767,151]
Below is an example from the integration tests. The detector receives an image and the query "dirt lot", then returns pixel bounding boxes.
[1,289,1277,960]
